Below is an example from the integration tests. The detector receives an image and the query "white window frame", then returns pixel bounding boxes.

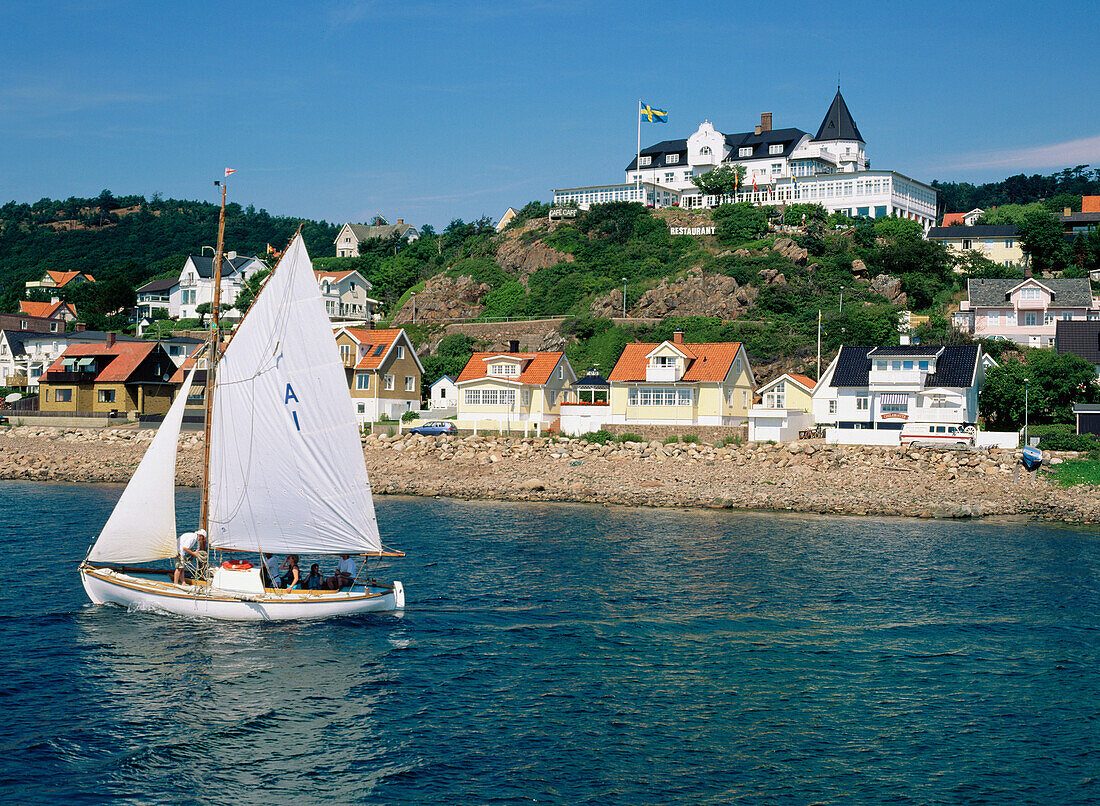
[384,374,395,391]
[738,147,752,158]
[638,156,652,167]
[396,345,404,359]
[856,395,869,411]
[666,153,679,164]
[769,144,783,155]
[356,373,370,390]
[828,400,837,415]
[405,376,415,392]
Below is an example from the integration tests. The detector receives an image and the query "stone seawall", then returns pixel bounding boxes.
[1,426,1097,523]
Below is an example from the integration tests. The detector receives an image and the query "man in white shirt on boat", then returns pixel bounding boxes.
[324,554,357,589]
[172,530,207,585]
[262,553,281,588]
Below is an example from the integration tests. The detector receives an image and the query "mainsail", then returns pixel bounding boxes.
[207,234,382,555]
[88,364,199,563]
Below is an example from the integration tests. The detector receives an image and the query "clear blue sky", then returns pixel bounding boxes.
[2,0,1098,230]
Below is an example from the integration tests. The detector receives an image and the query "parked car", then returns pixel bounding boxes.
[408,420,457,436]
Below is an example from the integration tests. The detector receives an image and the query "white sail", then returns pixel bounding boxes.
[88,364,199,563]
[207,234,381,555]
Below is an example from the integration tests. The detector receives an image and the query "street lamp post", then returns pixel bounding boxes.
[1023,376,1029,447]
[411,293,416,324]
[839,285,844,314]
[621,277,627,319]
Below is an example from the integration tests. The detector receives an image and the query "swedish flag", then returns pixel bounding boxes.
[640,102,667,123]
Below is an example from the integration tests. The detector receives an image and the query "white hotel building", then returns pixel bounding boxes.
[553,91,936,229]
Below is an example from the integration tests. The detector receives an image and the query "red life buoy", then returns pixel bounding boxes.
[221,560,254,571]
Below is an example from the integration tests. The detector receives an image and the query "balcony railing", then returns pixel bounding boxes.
[645,366,681,383]
[868,369,925,386]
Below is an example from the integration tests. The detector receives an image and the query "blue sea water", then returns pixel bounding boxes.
[0,480,1098,805]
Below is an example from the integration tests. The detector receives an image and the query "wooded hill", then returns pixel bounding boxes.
[0,192,338,312]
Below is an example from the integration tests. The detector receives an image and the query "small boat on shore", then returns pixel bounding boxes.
[79,187,404,620]
[1020,445,1043,470]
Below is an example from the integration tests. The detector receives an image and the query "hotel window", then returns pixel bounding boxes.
[666,153,679,164]
[356,373,370,390]
[638,156,651,166]
[405,376,415,392]
[98,389,116,404]
[769,144,783,155]
[384,374,394,390]
[738,147,753,158]
[856,395,868,411]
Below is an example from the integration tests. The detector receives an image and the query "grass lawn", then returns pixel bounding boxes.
[1048,459,1100,487]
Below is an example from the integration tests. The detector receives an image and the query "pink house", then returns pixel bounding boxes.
[954,278,1100,348]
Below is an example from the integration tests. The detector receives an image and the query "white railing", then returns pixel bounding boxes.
[645,366,681,383]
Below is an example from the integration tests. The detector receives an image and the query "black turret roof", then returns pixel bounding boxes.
[815,89,864,143]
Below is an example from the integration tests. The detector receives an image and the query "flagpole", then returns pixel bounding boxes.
[817,309,822,379]
[636,99,641,202]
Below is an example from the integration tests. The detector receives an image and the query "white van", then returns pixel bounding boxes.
[900,422,975,448]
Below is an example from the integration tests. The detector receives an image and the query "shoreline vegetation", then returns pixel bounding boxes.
[2,426,1099,524]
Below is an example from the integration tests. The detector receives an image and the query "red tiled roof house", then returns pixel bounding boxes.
[456,351,576,431]
[38,337,178,416]
[606,330,755,426]
[334,327,423,423]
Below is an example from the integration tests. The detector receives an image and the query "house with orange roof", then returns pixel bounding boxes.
[334,327,423,423]
[940,208,984,227]
[19,299,78,327]
[24,270,95,295]
[606,330,755,427]
[315,269,378,321]
[456,351,576,433]
[746,372,817,442]
[38,336,178,416]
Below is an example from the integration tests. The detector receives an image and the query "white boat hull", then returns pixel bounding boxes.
[80,566,405,621]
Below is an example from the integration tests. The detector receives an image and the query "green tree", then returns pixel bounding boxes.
[1017,208,1068,274]
[980,350,1100,430]
[421,334,477,390]
[691,164,745,197]
[872,216,924,241]
[711,202,769,245]
[235,267,272,313]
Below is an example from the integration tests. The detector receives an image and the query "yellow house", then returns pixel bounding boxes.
[456,351,576,431]
[746,373,817,442]
[606,331,754,426]
[38,338,178,416]
[334,327,423,423]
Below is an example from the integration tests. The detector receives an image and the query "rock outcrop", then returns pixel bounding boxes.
[494,220,575,278]
[391,274,491,324]
[871,274,907,307]
[771,237,809,264]
[589,270,758,319]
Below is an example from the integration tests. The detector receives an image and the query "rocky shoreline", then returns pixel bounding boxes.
[2,426,1098,524]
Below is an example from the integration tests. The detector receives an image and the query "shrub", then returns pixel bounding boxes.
[616,432,644,443]
[379,413,392,422]
[401,410,420,422]
[579,429,613,444]
[715,434,742,448]
[681,434,700,444]
[662,435,679,444]
[1038,433,1099,452]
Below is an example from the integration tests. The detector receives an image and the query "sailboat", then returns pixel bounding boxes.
[79,189,405,620]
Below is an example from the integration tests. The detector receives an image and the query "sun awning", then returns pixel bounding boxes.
[76,357,96,369]
[917,387,962,397]
[879,393,909,405]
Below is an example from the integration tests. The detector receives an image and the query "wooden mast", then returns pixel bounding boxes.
[200,182,227,536]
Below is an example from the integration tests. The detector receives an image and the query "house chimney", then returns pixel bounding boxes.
[509,339,520,353]
[754,124,762,135]
[673,330,683,344]
[74,322,86,332]
[106,332,116,347]
[397,218,404,225]
[761,112,772,132]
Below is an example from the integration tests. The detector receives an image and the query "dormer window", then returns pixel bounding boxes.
[638,156,652,167]
[666,153,679,164]
[1019,288,1041,300]
[651,356,676,368]
[738,147,753,158]
[490,363,519,377]
[769,144,783,155]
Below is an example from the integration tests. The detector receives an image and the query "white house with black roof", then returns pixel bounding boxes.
[172,254,267,320]
[812,345,994,439]
[135,277,178,320]
[552,89,936,229]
